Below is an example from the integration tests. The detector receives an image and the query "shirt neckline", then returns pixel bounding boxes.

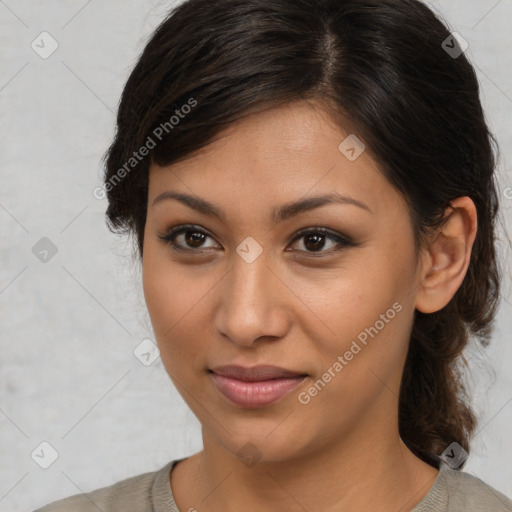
[152,458,186,512]
[154,457,449,512]
[409,462,449,511]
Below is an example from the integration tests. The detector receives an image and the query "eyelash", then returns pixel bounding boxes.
[157,224,355,256]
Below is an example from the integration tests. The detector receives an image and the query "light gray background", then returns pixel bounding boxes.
[1,1,511,510]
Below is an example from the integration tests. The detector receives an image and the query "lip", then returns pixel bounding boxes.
[209,365,307,408]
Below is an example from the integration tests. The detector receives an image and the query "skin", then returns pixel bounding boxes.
[142,100,477,512]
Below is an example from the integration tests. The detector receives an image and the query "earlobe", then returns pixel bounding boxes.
[414,196,477,314]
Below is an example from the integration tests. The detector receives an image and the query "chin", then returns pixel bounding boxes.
[206,414,318,466]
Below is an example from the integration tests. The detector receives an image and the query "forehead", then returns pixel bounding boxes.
[147,100,403,222]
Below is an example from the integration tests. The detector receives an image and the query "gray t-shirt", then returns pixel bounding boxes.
[33,458,512,511]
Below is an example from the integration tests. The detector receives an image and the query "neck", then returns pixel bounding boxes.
[172,413,439,512]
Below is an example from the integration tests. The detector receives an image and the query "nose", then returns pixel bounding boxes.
[213,252,291,347]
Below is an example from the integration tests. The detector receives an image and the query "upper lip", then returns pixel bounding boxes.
[210,365,307,382]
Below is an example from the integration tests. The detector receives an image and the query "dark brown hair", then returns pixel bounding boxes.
[103,0,503,469]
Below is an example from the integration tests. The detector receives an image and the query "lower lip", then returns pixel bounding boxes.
[210,373,306,408]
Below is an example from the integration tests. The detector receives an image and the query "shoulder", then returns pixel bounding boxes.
[32,461,175,512]
[443,465,512,511]
[414,462,512,512]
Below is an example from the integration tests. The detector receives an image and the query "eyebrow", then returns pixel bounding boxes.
[152,191,372,223]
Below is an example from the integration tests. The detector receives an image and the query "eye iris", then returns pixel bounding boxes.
[304,233,325,252]
[186,230,206,248]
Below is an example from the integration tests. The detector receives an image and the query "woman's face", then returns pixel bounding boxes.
[143,100,426,463]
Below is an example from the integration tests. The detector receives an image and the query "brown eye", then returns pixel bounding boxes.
[288,228,354,255]
[158,224,218,252]
[158,224,355,256]
[303,233,327,252]
[183,230,207,248]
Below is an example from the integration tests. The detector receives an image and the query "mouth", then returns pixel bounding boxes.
[208,365,308,408]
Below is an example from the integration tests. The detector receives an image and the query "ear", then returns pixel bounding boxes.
[414,196,478,314]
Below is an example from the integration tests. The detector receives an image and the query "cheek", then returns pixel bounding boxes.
[302,244,413,377]
[142,245,215,375]
[142,247,187,361]
[301,297,409,425]
[143,254,173,335]
[142,235,190,331]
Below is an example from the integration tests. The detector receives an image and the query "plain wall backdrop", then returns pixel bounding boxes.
[1,1,511,510]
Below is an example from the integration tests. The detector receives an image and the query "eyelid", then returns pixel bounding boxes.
[289,226,353,245]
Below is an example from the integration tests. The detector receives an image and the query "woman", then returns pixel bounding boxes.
[35,0,512,510]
